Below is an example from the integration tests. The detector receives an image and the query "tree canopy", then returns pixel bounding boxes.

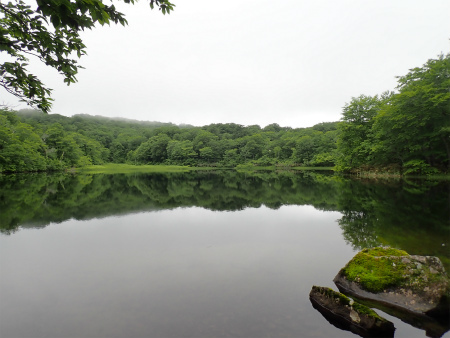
[0,108,339,172]
[0,53,448,175]
[337,53,450,174]
[0,0,175,113]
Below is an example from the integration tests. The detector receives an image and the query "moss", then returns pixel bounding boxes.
[313,286,351,306]
[362,247,409,257]
[352,302,386,321]
[312,286,387,322]
[342,247,450,293]
[342,247,409,292]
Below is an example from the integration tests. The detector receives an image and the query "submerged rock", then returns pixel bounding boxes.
[309,285,395,338]
[333,247,450,337]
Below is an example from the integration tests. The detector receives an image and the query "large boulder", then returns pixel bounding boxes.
[309,285,395,337]
[333,247,450,337]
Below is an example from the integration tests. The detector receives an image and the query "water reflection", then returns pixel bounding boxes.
[337,178,450,269]
[1,171,448,265]
[1,206,353,338]
[1,170,449,337]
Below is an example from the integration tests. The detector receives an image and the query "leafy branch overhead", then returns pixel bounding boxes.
[0,0,175,113]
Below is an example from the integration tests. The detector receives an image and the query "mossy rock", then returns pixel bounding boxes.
[309,286,395,337]
[340,247,411,292]
[334,247,450,320]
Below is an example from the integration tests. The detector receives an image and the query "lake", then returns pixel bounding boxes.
[1,170,449,338]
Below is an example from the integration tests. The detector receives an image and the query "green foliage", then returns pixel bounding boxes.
[309,152,336,167]
[77,156,93,167]
[1,109,341,173]
[167,140,197,164]
[337,54,450,174]
[221,148,240,167]
[132,133,171,164]
[337,94,388,169]
[1,0,175,112]
[0,109,47,172]
[403,159,439,176]
[199,146,214,163]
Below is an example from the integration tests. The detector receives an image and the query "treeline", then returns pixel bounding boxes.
[1,54,448,174]
[337,54,450,175]
[0,108,339,172]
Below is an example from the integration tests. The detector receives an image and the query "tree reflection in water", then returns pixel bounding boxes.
[1,170,448,268]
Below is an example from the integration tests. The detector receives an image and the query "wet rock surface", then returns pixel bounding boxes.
[309,286,395,338]
[333,247,450,337]
[333,248,449,316]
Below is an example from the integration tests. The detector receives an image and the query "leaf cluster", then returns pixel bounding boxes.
[0,0,175,112]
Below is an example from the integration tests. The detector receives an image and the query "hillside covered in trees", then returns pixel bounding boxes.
[0,108,339,172]
[0,54,448,175]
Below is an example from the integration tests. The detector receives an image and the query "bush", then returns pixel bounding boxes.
[403,160,439,176]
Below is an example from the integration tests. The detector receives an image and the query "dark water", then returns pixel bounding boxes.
[1,171,449,338]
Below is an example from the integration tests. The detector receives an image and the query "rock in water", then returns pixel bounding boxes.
[333,247,450,337]
[309,285,395,338]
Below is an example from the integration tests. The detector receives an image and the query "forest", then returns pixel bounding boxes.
[0,54,448,175]
[0,109,339,172]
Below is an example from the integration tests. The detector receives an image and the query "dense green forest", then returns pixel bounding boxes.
[0,54,448,174]
[337,54,449,174]
[0,108,339,172]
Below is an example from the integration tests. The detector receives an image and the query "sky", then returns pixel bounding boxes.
[3,0,450,128]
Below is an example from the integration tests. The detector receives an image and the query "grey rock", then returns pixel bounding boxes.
[333,248,450,337]
[309,286,395,338]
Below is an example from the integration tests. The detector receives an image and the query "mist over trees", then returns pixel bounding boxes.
[0,54,448,175]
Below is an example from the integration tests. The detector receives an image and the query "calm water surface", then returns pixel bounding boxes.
[1,171,449,338]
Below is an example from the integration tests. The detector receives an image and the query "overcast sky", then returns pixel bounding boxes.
[3,0,450,128]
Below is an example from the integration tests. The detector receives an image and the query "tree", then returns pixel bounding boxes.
[373,54,450,171]
[239,134,266,160]
[0,110,47,171]
[221,148,240,167]
[0,0,175,113]
[167,140,196,164]
[336,54,449,173]
[193,130,218,154]
[199,146,214,163]
[71,132,109,164]
[132,133,170,163]
[336,94,388,170]
[293,135,318,164]
[43,122,83,165]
